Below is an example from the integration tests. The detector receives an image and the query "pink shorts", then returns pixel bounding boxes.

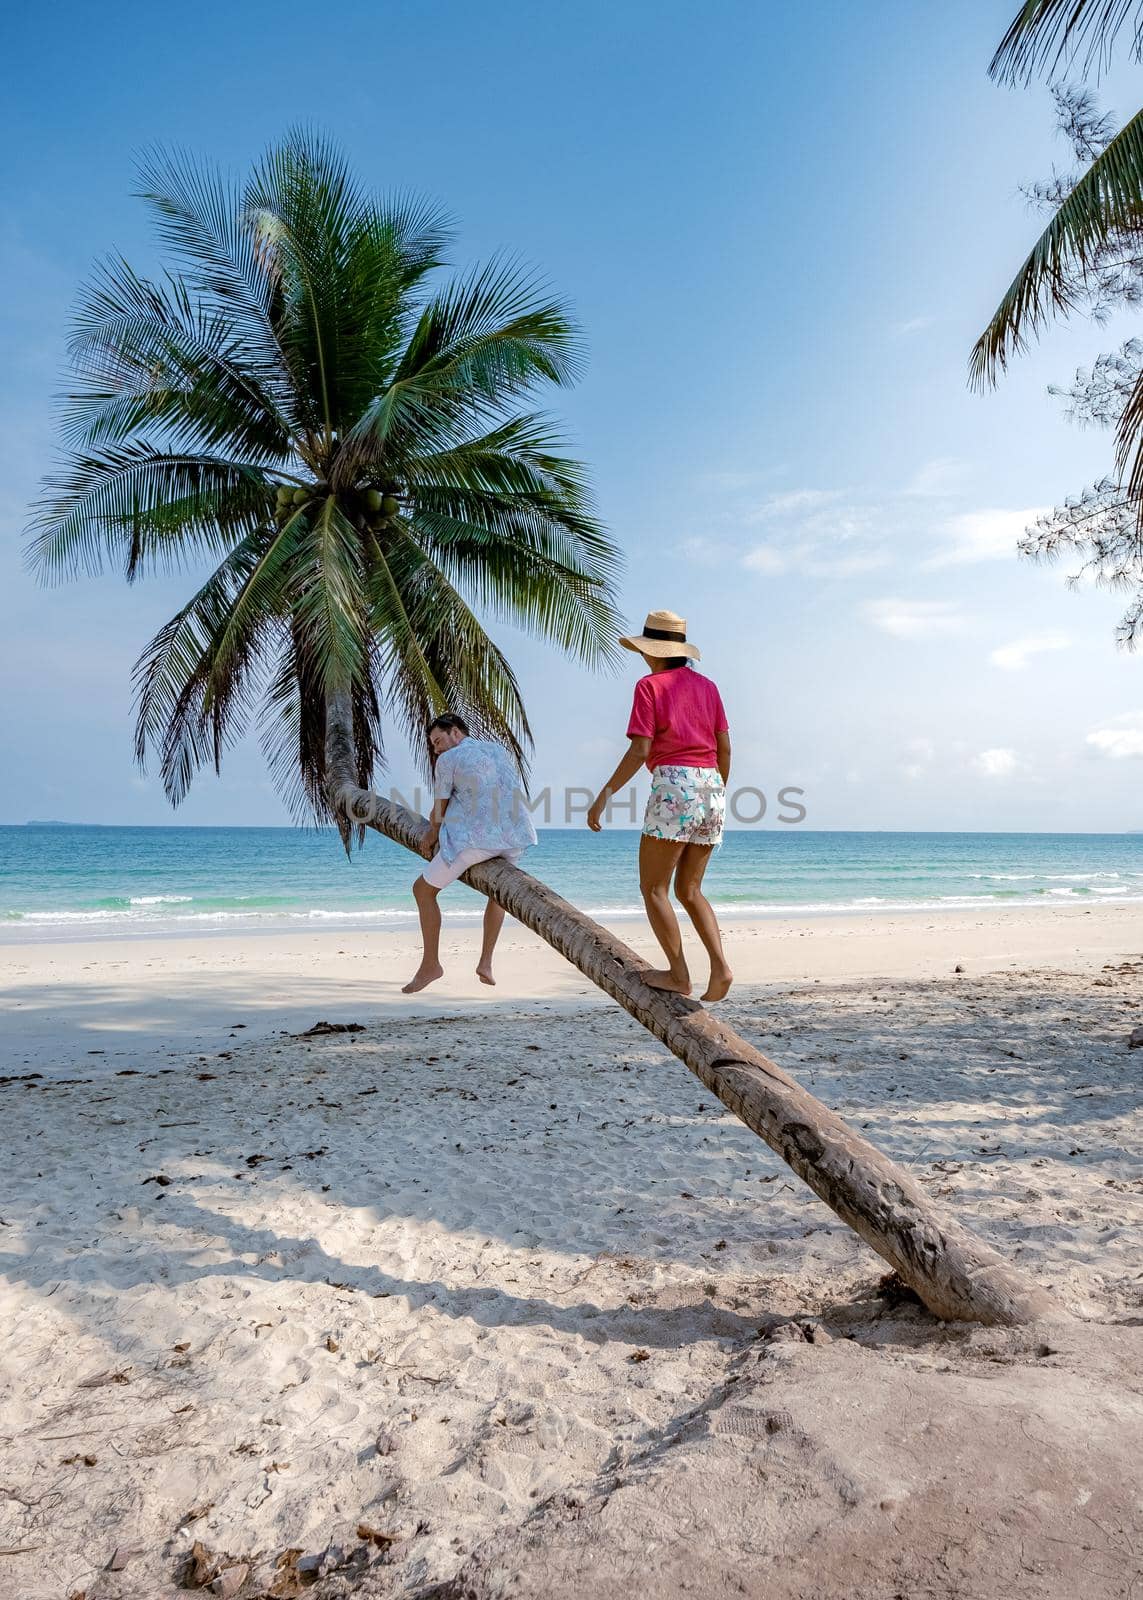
[422,846,522,890]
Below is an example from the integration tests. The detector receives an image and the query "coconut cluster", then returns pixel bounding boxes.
[272,484,401,530]
[358,487,402,531]
[274,485,314,519]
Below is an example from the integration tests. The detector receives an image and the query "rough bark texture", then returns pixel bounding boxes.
[326,698,1062,1327]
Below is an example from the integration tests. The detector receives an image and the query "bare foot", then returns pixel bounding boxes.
[402,963,444,994]
[702,966,734,1002]
[643,968,692,996]
[476,963,495,986]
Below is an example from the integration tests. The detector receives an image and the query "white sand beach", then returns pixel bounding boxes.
[1,902,1141,1598]
[4,899,1141,1078]
[12,0,1143,1592]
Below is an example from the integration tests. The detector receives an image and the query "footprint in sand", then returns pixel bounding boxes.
[282,1387,361,1428]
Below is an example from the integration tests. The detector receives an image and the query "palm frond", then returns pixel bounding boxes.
[408,413,592,493]
[971,102,1143,385]
[990,0,1143,85]
[258,625,386,825]
[135,144,288,384]
[373,189,453,284]
[1113,357,1143,510]
[259,637,332,824]
[27,446,270,580]
[366,526,531,775]
[246,131,368,438]
[339,261,583,475]
[396,256,582,394]
[399,413,620,662]
[409,506,619,666]
[132,523,297,801]
[64,256,297,459]
[288,496,374,697]
[408,426,613,558]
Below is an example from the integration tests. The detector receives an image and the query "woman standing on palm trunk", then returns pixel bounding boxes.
[587,610,733,1002]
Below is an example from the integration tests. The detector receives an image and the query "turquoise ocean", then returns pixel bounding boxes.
[2,825,1142,943]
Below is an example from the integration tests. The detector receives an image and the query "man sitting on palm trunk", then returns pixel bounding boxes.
[402,715,538,993]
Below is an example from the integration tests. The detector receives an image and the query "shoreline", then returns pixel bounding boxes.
[5,889,1143,946]
[6,824,1141,949]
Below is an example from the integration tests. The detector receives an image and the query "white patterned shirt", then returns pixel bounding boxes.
[434,738,538,862]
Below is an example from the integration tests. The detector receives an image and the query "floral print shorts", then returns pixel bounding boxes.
[643,764,725,846]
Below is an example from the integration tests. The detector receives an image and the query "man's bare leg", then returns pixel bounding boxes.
[638,836,691,993]
[403,876,445,992]
[476,897,506,985]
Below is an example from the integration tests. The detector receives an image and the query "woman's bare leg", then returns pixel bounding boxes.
[476,898,506,985]
[638,835,691,993]
[402,876,445,993]
[675,844,733,1001]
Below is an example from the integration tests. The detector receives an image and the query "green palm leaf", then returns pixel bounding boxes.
[64,257,297,458]
[136,143,288,381]
[133,529,288,801]
[368,524,531,769]
[339,263,583,481]
[990,1,1143,86]
[971,103,1143,386]
[28,445,271,579]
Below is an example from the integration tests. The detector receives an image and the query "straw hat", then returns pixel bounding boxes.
[619,608,701,661]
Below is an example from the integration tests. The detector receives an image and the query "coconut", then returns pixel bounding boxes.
[292,487,310,506]
[363,488,383,513]
[381,495,400,519]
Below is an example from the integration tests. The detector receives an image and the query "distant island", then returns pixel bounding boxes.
[24,820,85,827]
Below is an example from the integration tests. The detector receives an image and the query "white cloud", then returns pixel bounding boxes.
[902,736,937,778]
[693,482,1045,589]
[820,550,890,577]
[732,486,889,580]
[741,544,791,575]
[747,488,846,523]
[990,633,1071,671]
[971,747,1020,778]
[904,457,966,497]
[677,534,735,561]
[742,542,889,579]
[892,314,935,336]
[1086,712,1143,759]
[863,598,967,639]
[695,469,775,493]
[923,507,1046,568]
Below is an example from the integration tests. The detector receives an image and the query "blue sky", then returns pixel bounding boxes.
[2,0,1141,830]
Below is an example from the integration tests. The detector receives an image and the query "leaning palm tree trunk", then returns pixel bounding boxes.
[326,697,1061,1327]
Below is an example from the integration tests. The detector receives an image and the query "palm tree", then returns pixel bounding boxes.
[975,2,1143,508]
[28,133,1058,1327]
[28,131,621,835]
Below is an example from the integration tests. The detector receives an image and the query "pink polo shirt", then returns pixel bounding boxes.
[626,667,729,772]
